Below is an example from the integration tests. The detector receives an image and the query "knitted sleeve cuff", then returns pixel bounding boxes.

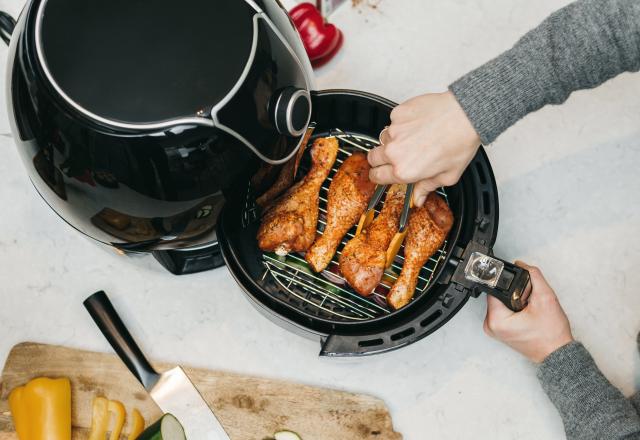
[449,46,547,145]
[536,341,640,439]
[537,341,595,386]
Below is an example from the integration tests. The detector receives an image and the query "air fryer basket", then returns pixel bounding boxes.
[218,90,526,356]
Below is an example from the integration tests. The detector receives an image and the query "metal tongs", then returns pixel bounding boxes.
[354,126,415,268]
[356,183,414,268]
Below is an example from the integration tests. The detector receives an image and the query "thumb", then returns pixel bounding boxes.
[413,179,438,207]
[514,260,550,296]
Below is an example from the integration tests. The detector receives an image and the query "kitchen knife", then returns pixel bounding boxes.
[84,291,230,440]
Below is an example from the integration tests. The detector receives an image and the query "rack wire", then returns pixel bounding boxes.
[259,130,449,321]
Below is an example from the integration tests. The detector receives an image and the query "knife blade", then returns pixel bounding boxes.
[84,291,230,440]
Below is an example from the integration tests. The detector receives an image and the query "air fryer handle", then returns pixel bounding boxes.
[452,243,531,312]
[84,291,160,390]
[482,260,531,312]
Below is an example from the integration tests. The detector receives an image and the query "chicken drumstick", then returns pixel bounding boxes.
[257,137,338,255]
[339,184,406,296]
[305,153,376,272]
[387,193,454,309]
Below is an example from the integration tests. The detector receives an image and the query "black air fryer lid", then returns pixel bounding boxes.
[40,0,255,124]
[36,0,313,162]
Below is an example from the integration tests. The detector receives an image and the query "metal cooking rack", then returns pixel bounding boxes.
[260,129,449,322]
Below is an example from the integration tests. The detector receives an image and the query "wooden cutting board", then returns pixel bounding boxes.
[0,342,401,440]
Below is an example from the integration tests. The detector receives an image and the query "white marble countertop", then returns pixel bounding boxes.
[1,0,639,438]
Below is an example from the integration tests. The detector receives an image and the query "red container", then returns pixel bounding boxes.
[289,2,343,64]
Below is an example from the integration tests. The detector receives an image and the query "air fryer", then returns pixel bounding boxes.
[0,0,529,356]
[2,0,314,274]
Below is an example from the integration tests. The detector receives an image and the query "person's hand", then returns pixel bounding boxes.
[484,261,574,363]
[367,91,481,207]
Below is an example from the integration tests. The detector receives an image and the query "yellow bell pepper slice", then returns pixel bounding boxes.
[127,408,145,440]
[89,397,136,440]
[88,397,109,440]
[8,377,72,440]
[107,400,126,440]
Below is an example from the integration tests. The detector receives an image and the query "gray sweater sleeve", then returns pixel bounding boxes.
[449,0,640,144]
[537,341,640,440]
[633,392,640,416]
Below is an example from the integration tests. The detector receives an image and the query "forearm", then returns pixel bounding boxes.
[538,341,640,440]
[450,0,640,144]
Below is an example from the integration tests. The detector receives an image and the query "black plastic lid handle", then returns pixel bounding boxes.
[83,291,160,390]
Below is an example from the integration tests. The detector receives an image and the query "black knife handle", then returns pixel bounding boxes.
[84,291,160,390]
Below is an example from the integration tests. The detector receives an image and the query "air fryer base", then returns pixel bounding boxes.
[152,241,225,275]
[217,90,501,356]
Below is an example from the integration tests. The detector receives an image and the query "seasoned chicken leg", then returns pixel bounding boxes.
[305,153,376,272]
[339,184,406,296]
[257,137,338,255]
[255,127,314,208]
[387,192,453,309]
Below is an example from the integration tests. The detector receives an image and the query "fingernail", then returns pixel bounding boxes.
[415,194,427,207]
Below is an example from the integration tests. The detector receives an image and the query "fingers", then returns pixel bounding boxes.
[368,165,398,185]
[513,260,559,310]
[483,294,515,338]
[367,145,389,168]
[379,126,391,145]
[514,260,549,292]
[412,179,438,206]
[486,294,514,320]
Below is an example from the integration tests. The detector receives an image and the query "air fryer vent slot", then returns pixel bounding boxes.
[475,161,487,185]
[358,338,384,348]
[420,310,443,328]
[482,191,491,215]
[390,327,415,341]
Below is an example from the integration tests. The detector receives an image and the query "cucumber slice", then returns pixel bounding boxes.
[135,414,185,440]
[283,257,313,275]
[274,430,302,440]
